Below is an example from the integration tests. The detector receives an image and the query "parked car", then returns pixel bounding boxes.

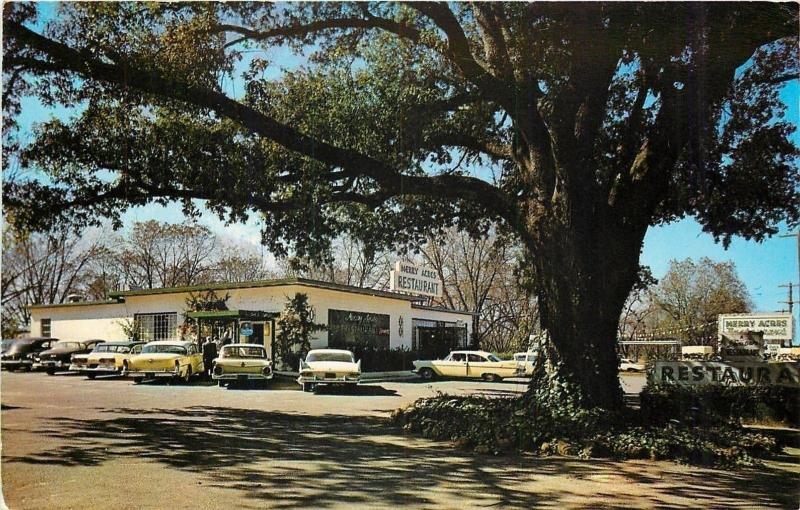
[123,340,204,384]
[34,340,104,375]
[413,350,523,382]
[1,337,59,371]
[69,341,145,379]
[212,343,273,386]
[513,351,538,376]
[297,349,361,392]
[619,358,645,372]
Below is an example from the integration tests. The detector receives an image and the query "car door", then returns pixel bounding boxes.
[190,344,204,373]
[437,352,467,377]
[466,353,491,378]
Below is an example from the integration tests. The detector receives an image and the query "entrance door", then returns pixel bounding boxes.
[251,323,265,348]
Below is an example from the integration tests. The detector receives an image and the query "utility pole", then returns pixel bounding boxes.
[779,282,795,314]
[779,231,800,287]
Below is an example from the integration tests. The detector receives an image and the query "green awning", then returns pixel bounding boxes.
[185,310,278,320]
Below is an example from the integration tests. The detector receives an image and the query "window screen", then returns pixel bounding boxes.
[41,319,51,337]
[134,313,178,341]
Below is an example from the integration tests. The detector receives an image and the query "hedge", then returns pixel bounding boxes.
[641,384,800,427]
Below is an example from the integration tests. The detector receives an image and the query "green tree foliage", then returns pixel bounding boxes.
[3,3,797,409]
[275,293,326,368]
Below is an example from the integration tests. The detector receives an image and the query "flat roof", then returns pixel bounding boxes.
[27,299,122,310]
[109,277,419,302]
[411,303,477,316]
[28,278,473,317]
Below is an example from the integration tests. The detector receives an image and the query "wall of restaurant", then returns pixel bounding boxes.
[28,285,470,350]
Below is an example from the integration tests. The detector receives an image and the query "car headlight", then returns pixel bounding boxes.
[213,364,223,375]
[261,366,271,375]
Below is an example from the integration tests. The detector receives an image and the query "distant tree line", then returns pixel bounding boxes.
[4,219,539,354]
[1,219,275,337]
[618,258,752,346]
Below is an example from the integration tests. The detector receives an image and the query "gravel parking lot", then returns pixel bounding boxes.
[1,371,796,509]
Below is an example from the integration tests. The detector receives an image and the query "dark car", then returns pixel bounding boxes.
[1,337,60,371]
[34,339,104,375]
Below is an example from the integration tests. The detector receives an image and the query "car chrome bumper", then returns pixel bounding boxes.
[297,375,360,385]
[1,359,33,369]
[124,370,180,378]
[72,365,120,374]
[35,360,67,369]
[213,373,273,381]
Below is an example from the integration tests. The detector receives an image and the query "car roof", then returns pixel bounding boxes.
[451,350,494,356]
[222,343,265,349]
[11,337,58,343]
[307,349,354,355]
[144,340,195,347]
[97,341,142,346]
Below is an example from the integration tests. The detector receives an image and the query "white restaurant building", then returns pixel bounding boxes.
[27,277,474,357]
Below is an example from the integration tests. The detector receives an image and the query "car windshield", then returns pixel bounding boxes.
[223,346,266,359]
[54,342,82,350]
[141,344,187,355]
[306,352,354,363]
[487,354,501,362]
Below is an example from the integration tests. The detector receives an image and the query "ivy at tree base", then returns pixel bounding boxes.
[390,387,785,468]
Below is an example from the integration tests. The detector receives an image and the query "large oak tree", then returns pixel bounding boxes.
[3,2,798,409]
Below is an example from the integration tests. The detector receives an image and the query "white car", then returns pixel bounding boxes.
[413,350,523,382]
[297,349,361,392]
[212,343,273,386]
[619,358,645,372]
[513,351,537,376]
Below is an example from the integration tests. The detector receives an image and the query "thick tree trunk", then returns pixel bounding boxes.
[524,203,648,411]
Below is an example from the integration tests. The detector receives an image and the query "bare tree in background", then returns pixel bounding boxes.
[643,258,751,345]
[419,229,538,352]
[2,224,105,336]
[213,247,275,283]
[117,221,217,289]
[282,235,392,289]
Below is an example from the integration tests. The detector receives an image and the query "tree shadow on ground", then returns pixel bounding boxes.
[3,406,797,509]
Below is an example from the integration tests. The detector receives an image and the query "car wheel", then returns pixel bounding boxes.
[419,368,435,380]
[482,373,500,382]
[23,365,32,372]
[46,368,56,376]
[133,377,143,384]
[87,373,96,380]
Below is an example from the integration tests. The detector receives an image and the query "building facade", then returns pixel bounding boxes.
[27,278,473,357]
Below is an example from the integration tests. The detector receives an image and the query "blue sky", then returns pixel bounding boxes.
[10,3,799,313]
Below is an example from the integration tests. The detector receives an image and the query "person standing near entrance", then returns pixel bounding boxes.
[202,339,218,379]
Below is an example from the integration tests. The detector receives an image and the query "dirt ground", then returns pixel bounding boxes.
[1,372,797,509]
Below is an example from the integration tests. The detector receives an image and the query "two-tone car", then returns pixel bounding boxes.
[69,341,145,379]
[212,343,273,387]
[298,349,361,392]
[34,340,104,375]
[413,350,523,382]
[123,340,204,384]
[1,337,59,371]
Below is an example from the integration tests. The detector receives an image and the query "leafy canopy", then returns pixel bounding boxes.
[3,2,798,265]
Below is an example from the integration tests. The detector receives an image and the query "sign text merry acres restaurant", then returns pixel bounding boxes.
[389,261,443,298]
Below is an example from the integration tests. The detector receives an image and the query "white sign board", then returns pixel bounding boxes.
[389,261,442,298]
[651,361,800,387]
[718,313,794,342]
